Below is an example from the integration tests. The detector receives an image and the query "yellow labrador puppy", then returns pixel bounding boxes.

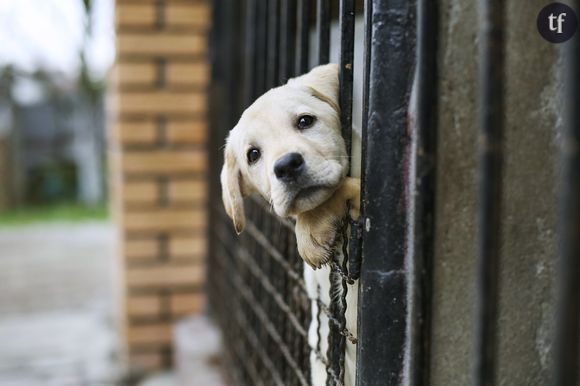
[220,63,360,385]
[220,63,360,267]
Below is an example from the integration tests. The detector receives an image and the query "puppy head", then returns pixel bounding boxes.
[220,64,348,231]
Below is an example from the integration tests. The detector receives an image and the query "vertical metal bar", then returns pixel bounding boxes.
[359,0,373,199]
[296,0,311,75]
[255,0,268,96]
[325,3,356,384]
[267,0,280,88]
[408,0,438,385]
[339,0,355,154]
[226,0,244,126]
[316,0,330,64]
[343,0,363,283]
[244,0,258,107]
[280,0,297,82]
[554,7,580,386]
[234,0,248,119]
[207,3,243,378]
[352,0,372,284]
[356,0,417,385]
[474,0,505,385]
[207,0,224,321]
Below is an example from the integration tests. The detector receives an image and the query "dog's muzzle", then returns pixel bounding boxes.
[274,152,305,183]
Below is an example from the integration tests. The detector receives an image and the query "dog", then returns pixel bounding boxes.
[220,64,360,386]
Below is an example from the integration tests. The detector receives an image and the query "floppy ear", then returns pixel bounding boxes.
[288,63,340,112]
[220,144,246,234]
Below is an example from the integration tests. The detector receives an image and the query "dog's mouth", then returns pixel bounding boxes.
[288,184,337,214]
[295,185,327,200]
[271,160,346,217]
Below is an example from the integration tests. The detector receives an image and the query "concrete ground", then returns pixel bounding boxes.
[0,222,122,386]
[134,315,230,386]
[0,222,228,386]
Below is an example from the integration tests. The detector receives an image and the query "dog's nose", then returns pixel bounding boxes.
[274,153,304,182]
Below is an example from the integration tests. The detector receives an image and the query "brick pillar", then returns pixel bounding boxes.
[111,0,210,372]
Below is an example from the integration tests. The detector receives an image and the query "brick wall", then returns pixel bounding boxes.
[111,0,210,372]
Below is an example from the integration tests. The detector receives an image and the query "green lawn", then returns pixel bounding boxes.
[0,203,109,226]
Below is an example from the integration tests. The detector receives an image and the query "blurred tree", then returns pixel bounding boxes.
[73,0,106,206]
[0,67,24,211]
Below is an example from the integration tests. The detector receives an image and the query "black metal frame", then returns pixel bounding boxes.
[356,0,417,384]
[353,1,439,385]
[207,0,579,385]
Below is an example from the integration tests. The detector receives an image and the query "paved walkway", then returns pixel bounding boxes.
[0,222,121,386]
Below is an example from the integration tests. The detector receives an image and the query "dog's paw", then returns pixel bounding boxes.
[295,185,350,268]
[295,213,341,269]
[294,177,361,268]
[343,177,361,220]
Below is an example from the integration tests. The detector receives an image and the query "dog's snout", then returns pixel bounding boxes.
[274,153,304,182]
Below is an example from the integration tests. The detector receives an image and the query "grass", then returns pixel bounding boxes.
[0,203,109,227]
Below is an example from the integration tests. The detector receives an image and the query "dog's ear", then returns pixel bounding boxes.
[288,63,340,112]
[220,143,246,234]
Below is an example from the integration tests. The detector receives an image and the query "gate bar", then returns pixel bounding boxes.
[296,0,311,74]
[324,3,356,384]
[316,0,330,64]
[207,0,225,322]
[267,0,280,88]
[280,0,297,82]
[339,0,355,154]
[255,0,268,96]
[554,9,580,386]
[340,0,363,283]
[474,0,505,385]
[356,0,416,384]
[243,0,257,106]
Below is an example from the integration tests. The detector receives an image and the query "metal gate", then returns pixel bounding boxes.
[207,0,580,385]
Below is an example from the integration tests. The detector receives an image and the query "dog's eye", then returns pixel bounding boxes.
[297,115,315,130]
[247,147,261,164]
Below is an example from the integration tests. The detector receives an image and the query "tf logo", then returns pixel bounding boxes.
[537,2,578,43]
